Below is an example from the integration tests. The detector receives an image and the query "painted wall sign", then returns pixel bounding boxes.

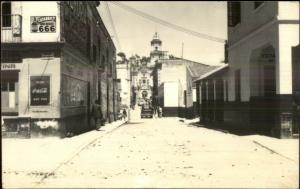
[31,16,56,33]
[1,63,22,70]
[30,76,50,105]
[62,75,87,107]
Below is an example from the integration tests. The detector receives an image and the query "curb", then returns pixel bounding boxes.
[252,140,297,163]
[33,120,126,187]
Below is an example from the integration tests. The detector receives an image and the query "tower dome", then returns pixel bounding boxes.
[151,32,162,45]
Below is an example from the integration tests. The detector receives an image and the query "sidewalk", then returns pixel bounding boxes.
[2,120,126,174]
[241,135,299,163]
[185,119,299,163]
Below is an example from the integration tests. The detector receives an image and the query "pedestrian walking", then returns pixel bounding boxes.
[158,106,162,118]
[122,108,127,121]
[92,100,102,130]
[153,106,157,118]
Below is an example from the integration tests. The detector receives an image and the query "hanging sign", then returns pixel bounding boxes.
[31,16,56,33]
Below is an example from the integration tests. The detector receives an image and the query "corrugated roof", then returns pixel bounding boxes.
[194,64,229,82]
[159,58,219,78]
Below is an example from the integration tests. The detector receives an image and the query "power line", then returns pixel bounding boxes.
[109,1,226,43]
[104,1,122,51]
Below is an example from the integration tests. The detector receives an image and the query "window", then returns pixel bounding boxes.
[254,1,264,9]
[9,82,15,91]
[106,49,109,68]
[98,39,101,49]
[101,56,105,69]
[92,44,96,62]
[228,2,241,27]
[1,82,8,91]
[224,80,228,102]
[1,2,12,27]
[1,82,16,92]
[109,62,113,75]
[86,25,91,58]
[235,70,241,102]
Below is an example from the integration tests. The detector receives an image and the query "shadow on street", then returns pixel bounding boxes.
[190,122,272,137]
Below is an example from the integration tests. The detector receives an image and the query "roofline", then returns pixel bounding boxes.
[193,64,229,82]
[94,4,116,50]
[159,57,215,67]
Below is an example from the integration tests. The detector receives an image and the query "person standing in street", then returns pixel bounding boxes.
[153,105,157,118]
[92,100,102,130]
[158,106,162,118]
[122,108,127,121]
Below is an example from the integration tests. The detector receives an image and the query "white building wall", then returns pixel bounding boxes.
[18,57,61,118]
[11,1,61,43]
[228,1,277,45]
[278,2,299,20]
[164,82,178,107]
[160,63,186,90]
[228,1,299,101]
[117,64,130,107]
[228,24,278,101]
[278,24,299,94]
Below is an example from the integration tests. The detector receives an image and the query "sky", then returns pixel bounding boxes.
[98,1,227,65]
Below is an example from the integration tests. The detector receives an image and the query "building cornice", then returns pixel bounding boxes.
[1,42,65,51]
[228,18,299,50]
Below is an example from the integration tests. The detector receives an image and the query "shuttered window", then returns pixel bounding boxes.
[228,2,241,27]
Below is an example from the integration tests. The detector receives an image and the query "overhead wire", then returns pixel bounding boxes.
[109,1,226,43]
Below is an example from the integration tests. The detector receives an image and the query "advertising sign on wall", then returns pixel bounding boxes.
[30,76,50,105]
[31,16,56,33]
[62,75,87,107]
[1,63,23,70]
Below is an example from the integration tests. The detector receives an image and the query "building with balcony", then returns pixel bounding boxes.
[194,1,299,138]
[1,1,119,137]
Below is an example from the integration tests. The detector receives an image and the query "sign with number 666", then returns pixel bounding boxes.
[38,25,55,32]
[31,16,56,33]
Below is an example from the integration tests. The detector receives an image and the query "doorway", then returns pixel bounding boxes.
[1,71,19,114]
[263,65,276,97]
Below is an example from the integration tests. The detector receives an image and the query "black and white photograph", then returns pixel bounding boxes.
[1,1,299,188]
